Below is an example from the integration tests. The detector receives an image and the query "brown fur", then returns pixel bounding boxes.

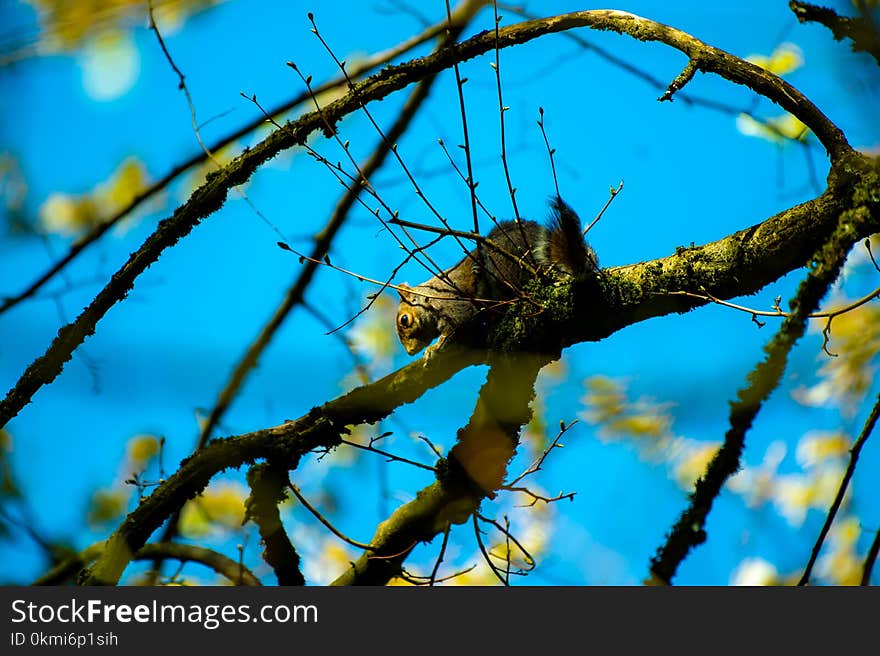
[395,197,597,356]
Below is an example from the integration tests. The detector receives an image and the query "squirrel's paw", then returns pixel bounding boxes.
[421,335,448,365]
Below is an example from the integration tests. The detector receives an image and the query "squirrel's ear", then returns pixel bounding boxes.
[397,283,412,300]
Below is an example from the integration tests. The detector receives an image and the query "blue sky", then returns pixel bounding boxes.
[0,0,878,585]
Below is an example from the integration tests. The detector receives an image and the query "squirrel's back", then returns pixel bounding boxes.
[396,196,597,356]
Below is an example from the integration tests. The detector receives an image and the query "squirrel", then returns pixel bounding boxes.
[395,195,598,357]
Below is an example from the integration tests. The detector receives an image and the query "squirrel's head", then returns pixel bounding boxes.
[396,284,440,356]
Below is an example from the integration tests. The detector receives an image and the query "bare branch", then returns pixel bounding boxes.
[798,390,880,585]
[0,8,859,430]
[429,525,451,585]
[245,464,305,586]
[650,191,875,584]
[0,8,462,317]
[36,541,261,586]
[584,181,624,236]
[80,345,481,585]
[505,419,575,488]
[338,436,436,471]
[659,59,699,102]
[473,514,509,585]
[288,482,375,551]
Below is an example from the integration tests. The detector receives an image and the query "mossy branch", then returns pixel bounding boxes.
[332,354,548,586]
[79,347,481,585]
[76,155,878,585]
[36,541,260,586]
[245,463,305,586]
[0,8,854,430]
[24,9,875,586]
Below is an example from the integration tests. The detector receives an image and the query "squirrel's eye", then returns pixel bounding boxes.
[398,313,411,328]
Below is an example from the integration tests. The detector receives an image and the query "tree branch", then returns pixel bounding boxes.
[79,346,481,585]
[192,0,484,449]
[789,1,880,64]
[649,172,879,584]
[331,353,549,585]
[36,541,260,586]
[798,390,880,585]
[31,9,874,586]
[76,151,878,586]
[0,2,480,316]
[245,463,305,586]
[150,0,486,561]
[0,8,856,430]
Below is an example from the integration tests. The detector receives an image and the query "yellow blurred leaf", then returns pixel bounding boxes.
[736,112,810,143]
[796,431,850,468]
[39,193,99,235]
[39,157,149,236]
[818,516,863,585]
[793,302,880,415]
[26,0,220,53]
[607,413,670,439]
[672,442,720,488]
[730,557,780,586]
[179,481,247,538]
[747,43,803,76]
[87,488,128,527]
[127,434,161,469]
[350,295,398,362]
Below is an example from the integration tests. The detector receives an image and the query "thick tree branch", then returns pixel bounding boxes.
[649,165,879,585]
[80,347,481,585]
[0,8,856,430]
[36,541,260,586]
[25,9,870,586]
[331,353,549,585]
[76,153,878,586]
[245,463,305,586]
[193,1,483,450]
[151,0,485,561]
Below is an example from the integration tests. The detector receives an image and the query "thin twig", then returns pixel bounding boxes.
[0,10,457,317]
[492,1,523,224]
[584,181,624,236]
[866,239,880,273]
[536,107,560,198]
[798,391,880,585]
[504,486,576,507]
[417,434,444,459]
[473,514,509,585]
[665,284,880,356]
[1,9,856,431]
[445,0,481,246]
[397,563,476,585]
[436,138,500,228]
[339,437,436,471]
[506,419,576,488]
[429,525,451,585]
[476,512,536,572]
[289,482,375,551]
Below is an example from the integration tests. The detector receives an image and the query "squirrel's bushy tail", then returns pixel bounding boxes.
[546,195,598,276]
